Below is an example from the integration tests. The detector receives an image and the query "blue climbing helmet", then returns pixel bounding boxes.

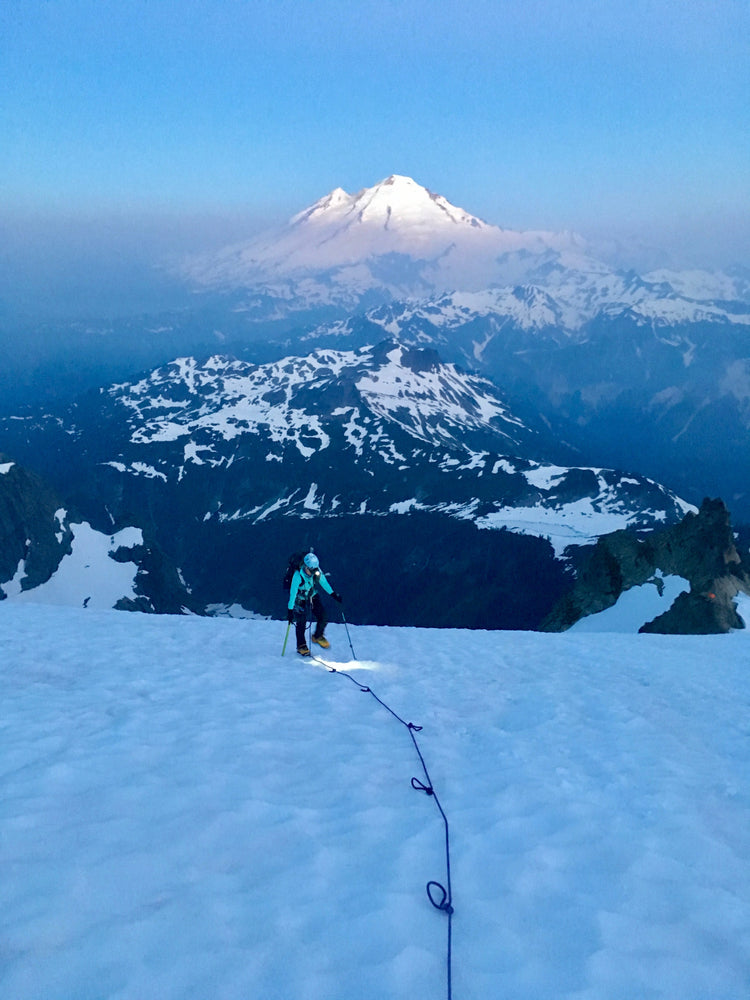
[303,552,319,570]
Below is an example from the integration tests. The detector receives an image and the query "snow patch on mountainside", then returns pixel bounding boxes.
[475,500,652,556]
[3,522,143,609]
[569,573,690,632]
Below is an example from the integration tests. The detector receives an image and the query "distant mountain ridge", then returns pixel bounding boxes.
[0,343,696,627]
[181,174,749,329]
[88,342,693,539]
[2,174,749,625]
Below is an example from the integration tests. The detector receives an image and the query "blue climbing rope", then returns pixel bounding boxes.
[310,626,455,1000]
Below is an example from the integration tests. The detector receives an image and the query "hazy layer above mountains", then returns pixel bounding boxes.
[0,206,277,321]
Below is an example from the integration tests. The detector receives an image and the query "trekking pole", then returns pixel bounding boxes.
[282,620,291,656]
[340,608,357,659]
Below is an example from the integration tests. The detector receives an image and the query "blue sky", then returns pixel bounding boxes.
[1,0,748,302]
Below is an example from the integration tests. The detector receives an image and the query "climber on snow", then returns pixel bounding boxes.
[287,552,342,655]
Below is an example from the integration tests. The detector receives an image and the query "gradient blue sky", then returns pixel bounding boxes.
[1,0,749,305]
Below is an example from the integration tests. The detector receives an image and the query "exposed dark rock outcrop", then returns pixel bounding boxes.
[0,454,199,614]
[541,498,750,634]
[111,540,202,615]
[0,456,73,595]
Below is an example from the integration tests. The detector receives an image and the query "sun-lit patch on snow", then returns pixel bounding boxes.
[309,656,382,674]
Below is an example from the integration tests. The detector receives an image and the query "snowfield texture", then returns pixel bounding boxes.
[2,601,749,1000]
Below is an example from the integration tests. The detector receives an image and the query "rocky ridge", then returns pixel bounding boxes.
[542,498,750,634]
[0,457,73,592]
[0,344,696,628]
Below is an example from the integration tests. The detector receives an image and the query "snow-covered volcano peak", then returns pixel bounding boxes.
[292,185,352,225]
[182,175,581,300]
[290,174,491,236]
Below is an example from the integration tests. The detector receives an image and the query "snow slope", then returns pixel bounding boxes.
[3,601,749,999]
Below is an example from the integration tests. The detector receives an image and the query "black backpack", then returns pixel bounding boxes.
[282,552,305,591]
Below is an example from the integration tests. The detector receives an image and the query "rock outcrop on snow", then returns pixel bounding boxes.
[541,498,750,634]
[0,455,197,614]
[0,457,73,593]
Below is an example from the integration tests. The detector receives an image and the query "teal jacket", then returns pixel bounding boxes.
[288,565,334,610]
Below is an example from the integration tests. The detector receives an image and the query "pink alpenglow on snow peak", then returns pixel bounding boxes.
[182,174,580,299]
[292,174,492,234]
